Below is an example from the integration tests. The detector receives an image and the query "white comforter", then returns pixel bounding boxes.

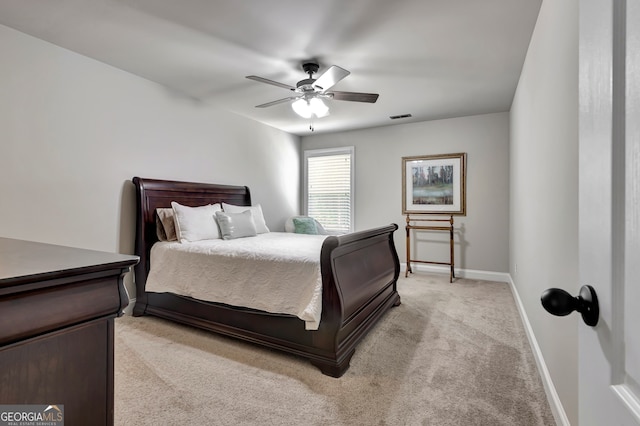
[145,232,328,330]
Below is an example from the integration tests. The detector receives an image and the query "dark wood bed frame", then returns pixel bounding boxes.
[131,177,401,377]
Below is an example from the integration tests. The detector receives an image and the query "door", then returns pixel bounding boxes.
[579,0,640,424]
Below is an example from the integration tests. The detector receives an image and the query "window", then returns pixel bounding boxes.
[304,147,354,234]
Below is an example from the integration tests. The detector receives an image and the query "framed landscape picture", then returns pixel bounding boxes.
[402,152,467,215]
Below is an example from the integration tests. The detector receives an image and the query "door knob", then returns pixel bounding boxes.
[541,285,599,326]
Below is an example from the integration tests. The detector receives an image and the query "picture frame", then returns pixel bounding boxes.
[402,152,467,215]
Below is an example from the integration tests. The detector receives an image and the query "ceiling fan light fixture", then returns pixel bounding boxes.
[310,97,329,117]
[292,97,329,119]
[248,62,377,129]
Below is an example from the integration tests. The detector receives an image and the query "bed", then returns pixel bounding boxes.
[131,177,401,377]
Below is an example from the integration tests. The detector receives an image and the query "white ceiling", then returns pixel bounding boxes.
[0,0,542,136]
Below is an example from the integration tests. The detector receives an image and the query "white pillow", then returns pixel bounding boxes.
[222,202,269,234]
[215,210,257,240]
[171,201,222,242]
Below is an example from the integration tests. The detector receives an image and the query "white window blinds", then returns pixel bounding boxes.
[305,148,354,234]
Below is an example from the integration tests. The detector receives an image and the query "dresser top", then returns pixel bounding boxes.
[0,237,138,285]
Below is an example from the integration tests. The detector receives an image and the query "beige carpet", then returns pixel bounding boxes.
[114,273,555,425]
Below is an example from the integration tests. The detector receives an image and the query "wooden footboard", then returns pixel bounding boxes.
[131,177,400,377]
[311,225,401,376]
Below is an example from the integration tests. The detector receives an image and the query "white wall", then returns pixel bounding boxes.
[302,112,510,275]
[510,0,578,423]
[0,25,300,298]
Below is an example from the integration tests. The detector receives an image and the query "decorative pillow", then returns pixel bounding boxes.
[156,208,178,241]
[214,210,257,240]
[171,202,222,242]
[293,217,319,235]
[156,215,168,241]
[285,216,328,235]
[222,203,269,234]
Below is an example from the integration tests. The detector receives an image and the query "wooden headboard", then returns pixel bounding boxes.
[131,177,251,302]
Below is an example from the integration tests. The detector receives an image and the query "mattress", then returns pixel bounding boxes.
[145,232,328,330]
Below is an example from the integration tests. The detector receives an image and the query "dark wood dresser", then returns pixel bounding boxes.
[0,237,138,426]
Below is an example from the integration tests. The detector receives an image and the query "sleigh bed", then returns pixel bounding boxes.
[131,177,401,377]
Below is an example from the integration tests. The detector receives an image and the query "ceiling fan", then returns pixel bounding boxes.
[246,61,379,119]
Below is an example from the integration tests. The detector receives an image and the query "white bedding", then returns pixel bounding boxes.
[145,232,328,330]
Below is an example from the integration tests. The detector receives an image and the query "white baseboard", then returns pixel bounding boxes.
[507,275,569,426]
[401,263,511,283]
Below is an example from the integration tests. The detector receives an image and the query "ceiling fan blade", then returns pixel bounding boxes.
[313,65,350,92]
[255,96,301,108]
[246,75,296,91]
[330,91,379,103]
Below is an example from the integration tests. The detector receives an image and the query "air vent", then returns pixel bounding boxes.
[390,114,412,120]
